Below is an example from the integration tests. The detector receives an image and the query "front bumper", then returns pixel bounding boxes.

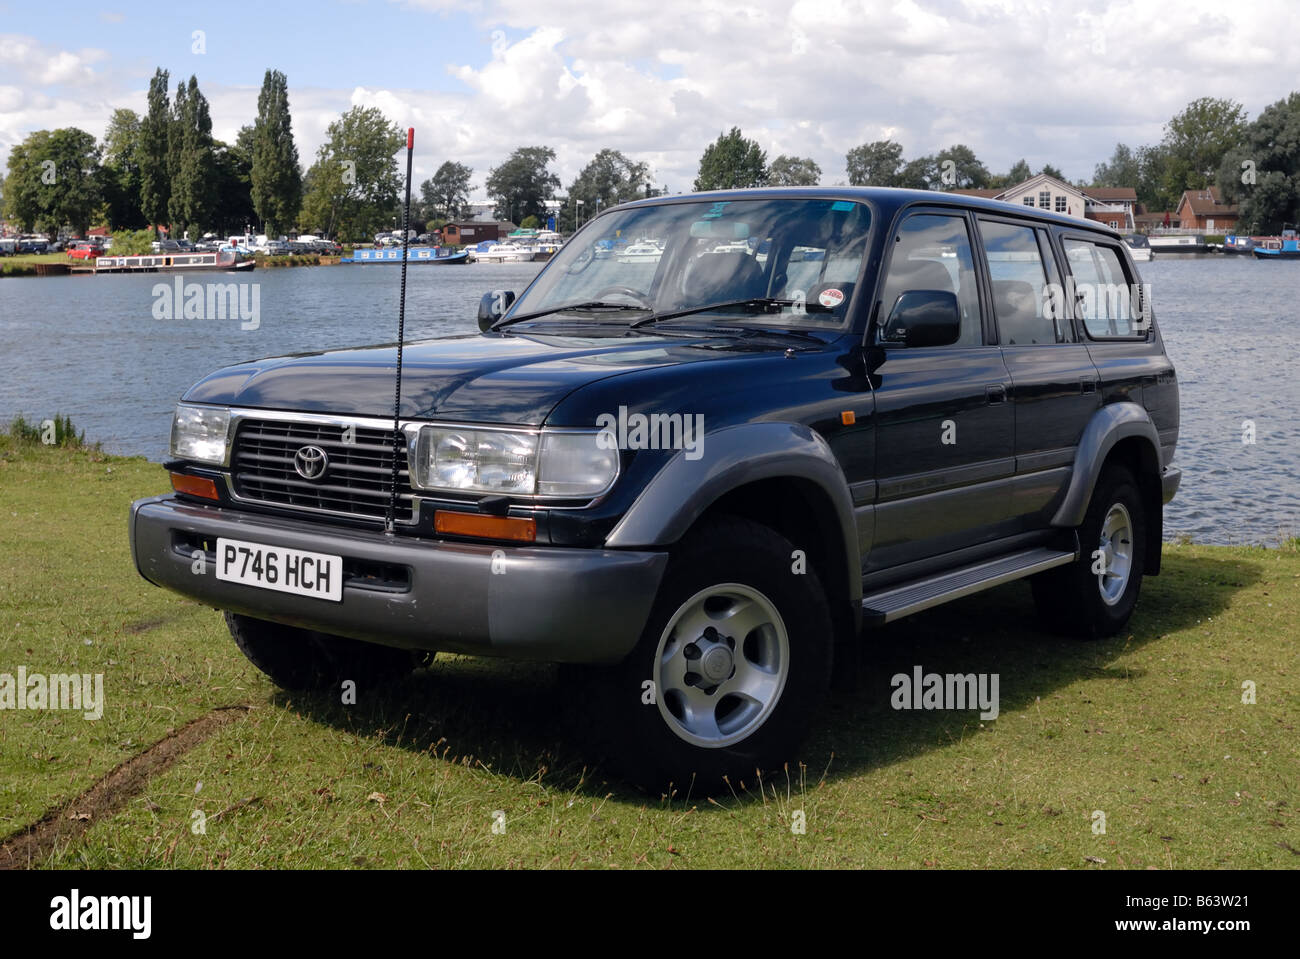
[129,495,668,663]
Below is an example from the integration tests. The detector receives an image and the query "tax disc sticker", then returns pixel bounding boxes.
[818,288,845,308]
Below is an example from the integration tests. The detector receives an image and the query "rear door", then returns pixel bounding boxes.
[976,217,1101,529]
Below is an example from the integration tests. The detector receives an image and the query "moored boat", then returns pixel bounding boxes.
[1148,234,1207,254]
[1251,230,1300,260]
[1122,234,1153,261]
[342,246,469,264]
[94,250,254,273]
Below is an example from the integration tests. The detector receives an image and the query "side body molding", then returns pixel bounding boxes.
[1051,402,1160,528]
[605,422,861,601]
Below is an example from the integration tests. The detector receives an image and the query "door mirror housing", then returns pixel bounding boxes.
[881,290,961,347]
[478,290,516,331]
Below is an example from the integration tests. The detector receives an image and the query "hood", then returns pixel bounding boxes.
[182,330,811,425]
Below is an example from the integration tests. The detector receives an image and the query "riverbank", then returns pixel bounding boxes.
[1,435,1296,869]
[0,250,350,277]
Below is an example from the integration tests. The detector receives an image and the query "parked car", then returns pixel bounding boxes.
[67,241,101,261]
[151,239,182,253]
[0,237,17,256]
[130,187,1181,790]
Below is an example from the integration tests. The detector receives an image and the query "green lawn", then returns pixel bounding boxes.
[1,435,1296,868]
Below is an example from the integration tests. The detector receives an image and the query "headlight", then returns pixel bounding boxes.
[538,432,620,496]
[170,404,230,464]
[412,427,618,497]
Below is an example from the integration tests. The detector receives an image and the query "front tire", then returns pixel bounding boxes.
[225,613,414,692]
[1033,464,1147,639]
[599,517,834,792]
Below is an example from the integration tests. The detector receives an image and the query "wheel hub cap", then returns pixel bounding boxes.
[652,583,790,748]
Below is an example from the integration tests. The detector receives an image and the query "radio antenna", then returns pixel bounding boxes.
[385,126,415,534]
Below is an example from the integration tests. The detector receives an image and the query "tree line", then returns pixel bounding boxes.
[7,83,1300,240]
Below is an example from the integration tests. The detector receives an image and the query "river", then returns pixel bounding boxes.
[1,256,1296,545]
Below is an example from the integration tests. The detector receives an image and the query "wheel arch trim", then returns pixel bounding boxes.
[1051,402,1161,529]
[605,422,861,601]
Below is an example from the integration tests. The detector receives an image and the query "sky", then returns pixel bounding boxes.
[2,0,1298,199]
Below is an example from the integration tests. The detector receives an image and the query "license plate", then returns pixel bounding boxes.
[215,538,343,602]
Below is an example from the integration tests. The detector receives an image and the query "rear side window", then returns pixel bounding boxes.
[978,219,1063,345]
[1062,238,1144,338]
[877,213,983,346]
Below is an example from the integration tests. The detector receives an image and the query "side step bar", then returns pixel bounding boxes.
[861,547,1077,625]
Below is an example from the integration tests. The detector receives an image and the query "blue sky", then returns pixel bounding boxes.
[3,0,1300,196]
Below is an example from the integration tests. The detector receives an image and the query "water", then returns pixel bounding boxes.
[1,256,1297,545]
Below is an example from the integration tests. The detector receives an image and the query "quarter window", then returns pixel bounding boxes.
[978,220,1063,345]
[877,213,983,347]
[1062,238,1143,338]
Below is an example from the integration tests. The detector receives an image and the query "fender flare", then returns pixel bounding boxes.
[605,422,861,602]
[1051,402,1161,528]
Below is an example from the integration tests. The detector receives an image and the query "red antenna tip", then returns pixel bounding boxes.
[407,128,414,149]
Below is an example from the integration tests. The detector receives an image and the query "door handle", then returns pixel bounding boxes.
[986,385,1006,404]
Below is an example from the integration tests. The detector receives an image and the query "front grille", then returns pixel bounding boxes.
[231,419,416,522]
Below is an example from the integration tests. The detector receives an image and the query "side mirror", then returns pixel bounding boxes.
[477,290,516,331]
[881,290,961,347]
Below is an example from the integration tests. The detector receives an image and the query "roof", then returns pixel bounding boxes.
[951,188,1001,199]
[1081,186,1138,202]
[1177,187,1239,216]
[612,186,1121,236]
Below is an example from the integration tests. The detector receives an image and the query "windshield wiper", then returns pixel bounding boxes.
[492,300,650,330]
[628,297,825,329]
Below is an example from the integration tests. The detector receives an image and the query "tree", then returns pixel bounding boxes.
[561,148,648,231]
[419,161,472,222]
[1136,143,1178,211]
[210,140,256,235]
[935,144,991,189]
[1092,143,1140,190]
[170,76,217,236]
[2,131,50,232]
[138,68,171,235]
[1217,92,1300,233]
[165,79,188,231]
[1163,96,1247,192]
[299,106,404,241]
[1039,163,1065,181]
[897,155,939,190]
[694,128,767,191]
[846,140,904,186]
[251,69,303,236]
[768,155,821,186]
[0,128,101,236]
[100,108,146,229]
[485,146,561,222]
[990,158,1033,189]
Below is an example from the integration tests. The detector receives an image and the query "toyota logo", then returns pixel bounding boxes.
[293,445,329,480]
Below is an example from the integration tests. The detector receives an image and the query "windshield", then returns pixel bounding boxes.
[510,197,871,330]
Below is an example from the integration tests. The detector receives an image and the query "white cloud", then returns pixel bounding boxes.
[5,2,1300,195]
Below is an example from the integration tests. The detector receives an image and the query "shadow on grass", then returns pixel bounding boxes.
[281,550,1260,802]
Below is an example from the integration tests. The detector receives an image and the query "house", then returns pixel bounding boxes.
[954,174,1137,230]
[1174,187,1239,233]
[442,222,501,245]
[1135,211,1178,232]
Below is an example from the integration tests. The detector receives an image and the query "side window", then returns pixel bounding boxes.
[978,219,1062,345]
[876,213,983,346]
[1062,238,1141,338]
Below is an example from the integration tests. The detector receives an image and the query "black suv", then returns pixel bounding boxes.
[129,188,1180,788]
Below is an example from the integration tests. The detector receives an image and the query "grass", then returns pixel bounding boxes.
[1,435,1297,869]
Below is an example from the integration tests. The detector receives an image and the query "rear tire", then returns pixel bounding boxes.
[597,517,834,793]
[1032,464,1146,639]
[225,612,414,692]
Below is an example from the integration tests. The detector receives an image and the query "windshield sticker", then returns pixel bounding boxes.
[702,201,730,220]
[818,288,845,308]
[831,201,855,212]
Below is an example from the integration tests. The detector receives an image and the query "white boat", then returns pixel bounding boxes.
[474,243,535,263]
[1122,235,1153,261]
[617,242,663,263]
